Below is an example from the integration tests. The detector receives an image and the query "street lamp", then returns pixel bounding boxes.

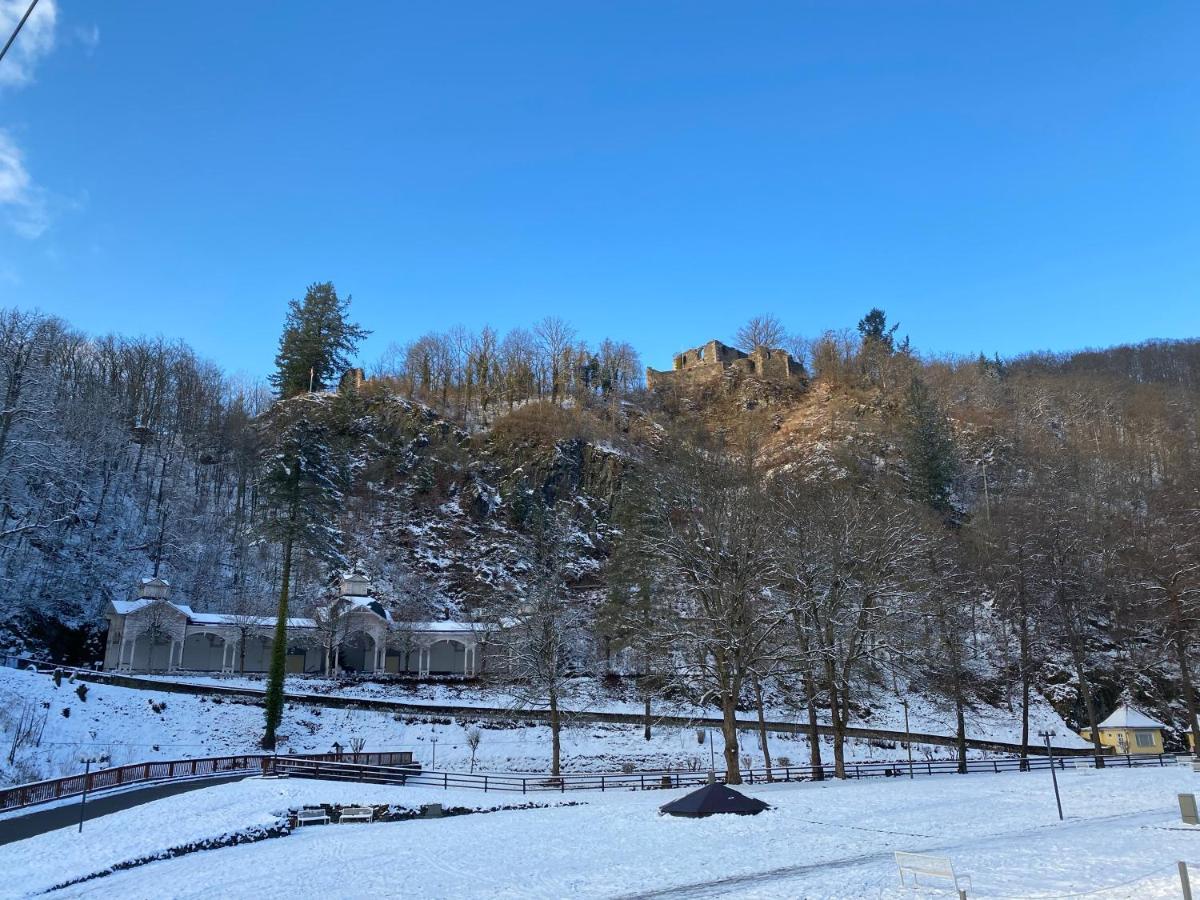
[1038,730,1063,821]
[77,755,102,833]
[900,698,914,779]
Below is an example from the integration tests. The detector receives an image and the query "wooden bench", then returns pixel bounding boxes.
[338,806,374,824]
[895,851,971,896]
[295,806,330,826]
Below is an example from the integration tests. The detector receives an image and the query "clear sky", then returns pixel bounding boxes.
[1,1,1197,381]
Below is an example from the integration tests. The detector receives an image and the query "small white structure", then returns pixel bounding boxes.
[103,576,489,678]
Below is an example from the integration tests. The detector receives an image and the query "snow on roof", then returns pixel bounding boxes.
[414,620,482,632]
[110,599,187,616]
[1099,705,1166,730]
[110,599,485,635]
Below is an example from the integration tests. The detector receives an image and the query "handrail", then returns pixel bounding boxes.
[273,751,1179,795]
[3,738,1176,814]
[0,750,415,813]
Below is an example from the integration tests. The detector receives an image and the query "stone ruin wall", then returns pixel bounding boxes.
[646,340,803,390]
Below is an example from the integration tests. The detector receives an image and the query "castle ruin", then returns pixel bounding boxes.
[645,339,804,390]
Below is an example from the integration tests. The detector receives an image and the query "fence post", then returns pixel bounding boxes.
[484,776,488,793]
[1181,861,1193,900]
[993,761,998,774]
[522,778,526,795]
[601,776,605,792]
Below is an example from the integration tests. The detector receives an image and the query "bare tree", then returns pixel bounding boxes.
[771,479,917,778]
[496,507,586,776]
[638,428,784,783]
[222,590,273,674]
[533,317,577,404]
[735,315,787,352]
[466,726,482,773]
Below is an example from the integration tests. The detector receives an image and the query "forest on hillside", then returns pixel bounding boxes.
[1,287,1198,779]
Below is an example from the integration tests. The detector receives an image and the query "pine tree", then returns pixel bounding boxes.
[902,377,958,511]
[271,283,371,399]
[258,416,346,749]
[856,307,898,351]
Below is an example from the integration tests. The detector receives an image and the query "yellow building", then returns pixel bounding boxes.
[1090,705,1166,755]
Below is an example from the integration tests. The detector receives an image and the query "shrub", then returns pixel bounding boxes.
[61,707,70,718]
[75,684,89,702]
[52,669,63,688]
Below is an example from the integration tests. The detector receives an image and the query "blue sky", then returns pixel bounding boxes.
[1,1,1197,380]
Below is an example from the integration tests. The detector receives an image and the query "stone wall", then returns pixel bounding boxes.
[646,339,803,389]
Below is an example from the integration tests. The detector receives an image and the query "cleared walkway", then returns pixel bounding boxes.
[0,774,247,845]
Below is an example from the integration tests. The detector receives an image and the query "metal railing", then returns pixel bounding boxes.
[274,751,1181,796]
[0,750,414,813]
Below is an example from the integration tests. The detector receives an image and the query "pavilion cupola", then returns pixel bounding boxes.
[339,574,372,598]
[138,576,171,600]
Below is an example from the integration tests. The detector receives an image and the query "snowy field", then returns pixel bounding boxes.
[135,670,1088,749]
[1,667,1040,784]
[2,765,1197,898]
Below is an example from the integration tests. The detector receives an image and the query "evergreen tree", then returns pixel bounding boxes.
[902,377,958,511]
[856,307,899,351]
[271,282,371,398]
[257,416,346,749]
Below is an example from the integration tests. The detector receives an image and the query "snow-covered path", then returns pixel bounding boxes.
[619,806,1172,898]
[9,766,1198,899]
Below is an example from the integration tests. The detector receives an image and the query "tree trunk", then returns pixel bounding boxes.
[643,696,652,742]
[824,657,846,779]
[1169,590,1200,756]
[953,686,968,774]
[1070,638,1105,767]
[803,668,824,780]
[1019,584,1031,766]
[549,688,561,777]
[720,693,742,784]
[752,675,773,780]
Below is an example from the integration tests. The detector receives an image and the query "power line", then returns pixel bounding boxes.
[0,0,41,68]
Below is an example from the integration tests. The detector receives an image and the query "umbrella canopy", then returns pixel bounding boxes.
[659,783,771,818]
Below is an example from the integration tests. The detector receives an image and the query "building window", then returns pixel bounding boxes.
[1135,732,1155,748]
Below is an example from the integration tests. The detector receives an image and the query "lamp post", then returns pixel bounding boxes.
[1038,730,1063,821]
[77,756,100,833]
[901,698,914,779]
[707,727,716,781]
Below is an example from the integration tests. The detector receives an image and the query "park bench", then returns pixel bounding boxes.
[895,851,971,896]
[338,806,374,824]
[295,806,330,826]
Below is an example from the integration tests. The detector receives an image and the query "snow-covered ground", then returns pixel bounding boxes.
[0,777,563,897]
[135,670,1089,748]
[2,667,1045,786]
[4,766,1197,898]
